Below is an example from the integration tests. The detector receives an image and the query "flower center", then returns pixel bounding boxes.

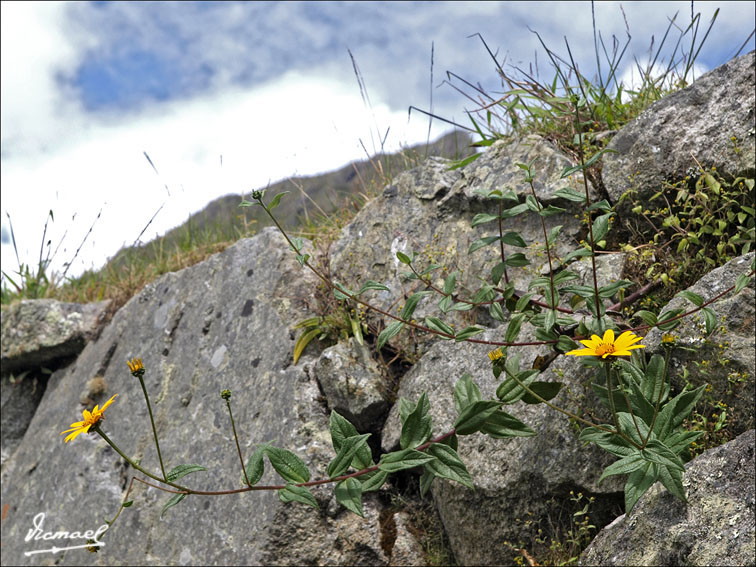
[595,343,616,356]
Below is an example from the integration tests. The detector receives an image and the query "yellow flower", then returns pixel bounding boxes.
[566,329,645,358]
[60,394,118,443]
[488,348,504,361]
[127,358,145,377]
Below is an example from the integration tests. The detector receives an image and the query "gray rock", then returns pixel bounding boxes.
[0,228,390,566]
[579,429,755,567]
[644,253,755,436]
[603,51,755,209]
[313,337,391,432]
[1,370,46,467]
[329,135,599,355]
[389,511,427,566]
[1,299,111,372]
[381,327,624,566]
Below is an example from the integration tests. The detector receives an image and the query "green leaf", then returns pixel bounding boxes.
[562,247,593,263]
[556,335,579,352]
[278,484,319,509]
[496,369,539,404]
[357,280,390,295]
[597,280,634,299]
[454,373,482,414]
[521,381,563,404]
[396,251,412,265]
[657,464,687,503]
[586,199,612,212]
[734,273,752,294]
[424,444,474,489]
[333,282,352,301]
[599,452,644,483]
[454,400,503,434]
[419,468,435,497]
[469,236,501,253]
[330,411,358,450]
[491,262,507,285]
[400,393,433,450]
[424,317,455,338]
[501,203,529,219]
[676,290,704,307]
[653,385,706,439]
[592,213,613,243]
[438,294,453,313]
[501,232,527,247]
[401,291,431,320]
[656,309,684,331]
[265,447,310,484]
[471,213,499,227]
[633,310,658,326]
[505,313,526,343]
[293,327,321,365]
[505,253,530,267]
[448,153,481,170]
[377,321,405,349]
[472,284,496,304]
[267,191,289,211]
[554,186,587,203]
[161,493,186,518]
[664,430,703,454]
[515,293,536,312]
[455,326,485,341]
[244,446,267,486]
[122,500,134,508]
[489,301,507,323]
[641,439,685,472]
[327,433,372,478]
[643,355,667,404]
[547,225,563,246]
[442,272,457,295]
[625,462,659,513]
[701,307,717,335]
[378,449,436,473]
[335,478,364,517]
[579,427,635,457]
[538,205,566,217]
[360,470,389,492]
[166,464,207,483]
[525,194,541,213]
[480,409,535,438]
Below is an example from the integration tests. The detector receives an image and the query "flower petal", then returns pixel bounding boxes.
[100,394,118,412]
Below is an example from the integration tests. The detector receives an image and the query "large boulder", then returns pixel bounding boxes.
[579,429,755,566]
[603,51,755,209]
[1,298,111,372]
[1,299,110,468]
[0,228,393,566]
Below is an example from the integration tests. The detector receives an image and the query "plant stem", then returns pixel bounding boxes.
[225,398,251,487]
[94,426,188,492]
[137,375,168,481]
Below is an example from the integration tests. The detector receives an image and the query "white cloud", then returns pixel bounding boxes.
[1,70,447,280]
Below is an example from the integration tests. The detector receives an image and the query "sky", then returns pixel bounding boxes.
[1,1,754,284]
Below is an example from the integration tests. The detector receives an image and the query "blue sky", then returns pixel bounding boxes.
[1,1,754,282]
